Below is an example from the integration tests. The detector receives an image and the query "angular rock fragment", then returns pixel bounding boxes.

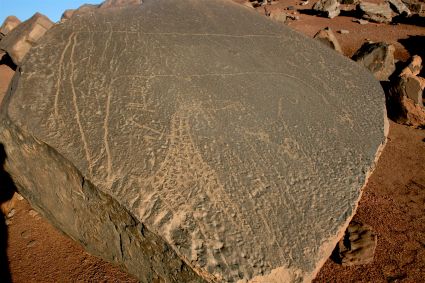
[388,0,411,16]
[400,55,422,77]
[313,27,343,53]
[337,222,377,266]
[313,0,341,18]
[0,16,21,40]
[0,13,53,65]
[0,0,386,282]
[352,41,396,81]
[357,2,394,23]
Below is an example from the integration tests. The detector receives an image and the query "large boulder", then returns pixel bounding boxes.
[357,2,394,23]
[313,0,341,18]
[352,41,396,81]
[313,27,343,54]
[0,16,21,40]
[0,13,53,65]
[0,0,386,282]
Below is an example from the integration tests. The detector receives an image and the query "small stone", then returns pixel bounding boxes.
[270,12,288,23]
[7,208,16,218]
[313,0,341,18]
[301,1,309,6]
[286,6,295,10]
[352,18,369,24]
[338,29,349,34]
[27,240,37,248]
[16,193,24,201]
[21,230,30,239]
[28,209,39,217]
[5,219,12,226]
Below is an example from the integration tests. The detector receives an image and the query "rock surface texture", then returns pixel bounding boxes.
[352,42,396,81]
[0,0,385,282]
[0,13,53,65]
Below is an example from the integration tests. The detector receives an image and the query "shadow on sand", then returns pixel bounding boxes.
[0,143,15,282]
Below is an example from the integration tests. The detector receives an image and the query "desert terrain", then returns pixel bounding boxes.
[0,0,424,282]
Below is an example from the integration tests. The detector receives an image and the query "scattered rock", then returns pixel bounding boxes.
[0,16,21,39]
[301,1,310,6]
[357,2,394,23]
[388,0,411,16]
[286,5,296,10]
[313,0,341,18]
[387,55,425,128]
[0,13,53,65]
[270,12,288,23]
[7,208,16,218]
[287,14,300,20]
[313,27,343,53]
[16,193,24,201]
[5,219,12,226]
[337,222,377,266]
[28,209,39,217]
[352,42,396,81]
[338,29,350,34]
[387,84,425,127]
[400,55,422,77]
[352,18,369,24]
[20,230,30,239]
[27,240,37,248]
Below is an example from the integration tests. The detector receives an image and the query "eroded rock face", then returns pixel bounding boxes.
[352,42,396,81]
[313,27,343,53]
[388,0,411,16]
[0,0,385,282]
[0,13,53,65]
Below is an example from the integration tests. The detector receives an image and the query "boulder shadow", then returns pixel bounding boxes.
[0,143,15,283]
[0,53,17,72]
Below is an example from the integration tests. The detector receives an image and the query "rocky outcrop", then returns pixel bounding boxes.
[0,16,21,40]
[336,222,377,266]
[0,0,385,282]
[357,2,394,23]
[313,27,343,53]
[313,0,341,18]
[0,13,53,65]
[352,42,396,81]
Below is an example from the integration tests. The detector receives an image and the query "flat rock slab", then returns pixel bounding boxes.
[0,0,385,282]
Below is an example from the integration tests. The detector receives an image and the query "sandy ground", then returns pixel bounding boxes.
[0,1,424,282]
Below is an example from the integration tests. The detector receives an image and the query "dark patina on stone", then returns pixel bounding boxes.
[0,0,385,282]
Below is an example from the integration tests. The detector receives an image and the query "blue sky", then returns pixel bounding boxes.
[0,0,102,24]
